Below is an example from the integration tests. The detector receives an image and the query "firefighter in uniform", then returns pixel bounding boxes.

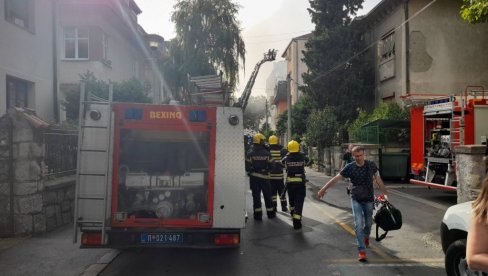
[268,135,288,212]
[281,140,309,229]
[245,133,276,220]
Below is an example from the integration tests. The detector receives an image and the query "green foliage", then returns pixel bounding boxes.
[171,0,245,93]
[274,96,314,138]
[259,122,272,138]
[348,102,409,143]
[461,0,488,24]
[275,110,288,137]
[63,72,151,122]
[306,107,340,147]
[302,0,374,137]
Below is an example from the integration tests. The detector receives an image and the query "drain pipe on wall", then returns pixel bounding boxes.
[52,0,59,123]
[404,0,410,95]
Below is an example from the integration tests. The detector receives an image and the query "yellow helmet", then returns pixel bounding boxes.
[253,133,263,144]
[268,135,278,145]
[259,133,266,142]
[288,140,300,153]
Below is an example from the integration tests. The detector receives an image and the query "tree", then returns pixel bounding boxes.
[171,0,245,93]
[259,122,272,138]
[63,71,151,122]
[306,107,340,148]
[275,96,314,138]
[302,0,374,142]
[461,0,488,24]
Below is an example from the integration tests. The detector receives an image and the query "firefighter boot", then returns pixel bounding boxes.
[281,201,288,212]
[267,210,276,219]
[254,211,262,221]
[293,219,302,230]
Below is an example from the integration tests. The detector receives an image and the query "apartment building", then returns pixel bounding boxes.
[1,0,55,120]
[0,0,165,122]
[359,0,488,104]
[281,33,311,106]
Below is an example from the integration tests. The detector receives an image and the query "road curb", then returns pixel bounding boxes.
[81,249,120,276]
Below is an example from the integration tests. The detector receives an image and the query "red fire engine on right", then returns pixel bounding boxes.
[403,86,488,191]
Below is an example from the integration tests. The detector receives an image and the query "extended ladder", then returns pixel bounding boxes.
[73,83,113,244]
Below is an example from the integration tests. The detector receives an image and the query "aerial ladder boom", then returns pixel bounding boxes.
[234,49,277,111]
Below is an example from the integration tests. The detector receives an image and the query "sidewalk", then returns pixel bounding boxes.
[305,167,338,189]
[0,225,111,276]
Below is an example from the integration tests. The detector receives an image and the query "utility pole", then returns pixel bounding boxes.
[265,99,268,135]
[286,73,292,143]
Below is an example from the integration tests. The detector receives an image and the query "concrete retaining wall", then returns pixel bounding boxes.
[315,144,381,176]
[454,145,487,204]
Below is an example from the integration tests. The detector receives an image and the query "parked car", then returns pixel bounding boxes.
[441,201,487,276]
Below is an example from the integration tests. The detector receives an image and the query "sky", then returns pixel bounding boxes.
[135,0,383,98]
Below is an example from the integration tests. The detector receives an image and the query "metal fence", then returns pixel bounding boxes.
[43,130,78,178]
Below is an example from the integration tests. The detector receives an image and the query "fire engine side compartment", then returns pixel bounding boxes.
[212,107,247,229]
[410,106,424,174]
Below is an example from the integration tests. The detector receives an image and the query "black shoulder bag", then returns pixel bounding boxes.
[374,201,402,241]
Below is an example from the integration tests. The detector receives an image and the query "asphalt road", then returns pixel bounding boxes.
[0,168,456,276]
[99,169,455,276]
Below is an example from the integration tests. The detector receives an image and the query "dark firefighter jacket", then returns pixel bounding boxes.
[269,144,288,179]
[245,144,271,179]
[281,152,309,183]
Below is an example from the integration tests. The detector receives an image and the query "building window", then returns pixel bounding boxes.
[102,33,109,60]
[64,27,89,59]
[378,32,396,82]
[4,0,35,32]
[378,32,395,63]
[6,76,31,109]
[133,61,140,78]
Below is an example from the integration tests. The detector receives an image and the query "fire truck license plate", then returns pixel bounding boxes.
[140,233,184,244]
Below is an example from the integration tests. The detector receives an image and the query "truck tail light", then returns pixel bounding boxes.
[81,232,102,246]
[214,233,240,246]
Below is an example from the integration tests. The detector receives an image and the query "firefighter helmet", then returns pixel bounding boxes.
[268,135,279,145]
[288,140,300,153]
[253,133,264,144]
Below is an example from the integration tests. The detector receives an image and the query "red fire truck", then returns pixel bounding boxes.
[404,86,488,190]
[73,88,247,248]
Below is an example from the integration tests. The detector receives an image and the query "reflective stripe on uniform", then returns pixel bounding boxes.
[269,173,284,177]
[287,177,303,182]
[292,213,301,220]
[266,207,274,212]
[255,208,262,212]
[270,150,281,159]
[251,172,269,179]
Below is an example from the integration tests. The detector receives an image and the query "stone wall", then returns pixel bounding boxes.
[454,145,487,204]
[42,177,75,232]
[1,110,76,236]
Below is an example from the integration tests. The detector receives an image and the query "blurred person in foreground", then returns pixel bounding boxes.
[466,156,488,272]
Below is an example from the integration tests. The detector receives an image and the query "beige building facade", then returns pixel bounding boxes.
[0,0,55,121]
[1,0,166,122]
[360,0,488,104]
[281,33,311,105]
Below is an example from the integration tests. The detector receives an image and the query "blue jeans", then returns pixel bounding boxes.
[351,198,374,251]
